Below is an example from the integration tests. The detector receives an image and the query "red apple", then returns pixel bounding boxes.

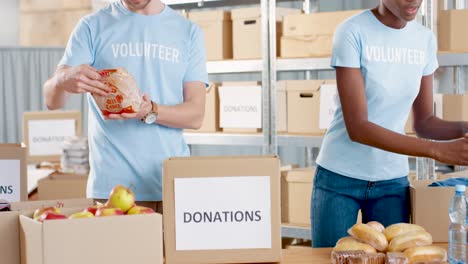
[127,206,155,215]
[33,207,61,221]
[84,204,105,216]
[69,211,95,219]
[95,207,124,217]
[38,212,67,222]
[107,185,135,213]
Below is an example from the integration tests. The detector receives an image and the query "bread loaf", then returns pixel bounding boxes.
[333,236,377,254]
[348,223,388,252]
[388,231,432,252]
[367,221,385,233]
[384,224,425,242]
[404,246,447,264]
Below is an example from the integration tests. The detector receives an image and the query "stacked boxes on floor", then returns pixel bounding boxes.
[20,0,92,46]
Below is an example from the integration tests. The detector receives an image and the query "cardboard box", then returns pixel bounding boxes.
[219,82,262,132]
[281,167,315,226]
[281,10,361,58]
[189,10,232,61]
[439,170,468,180]
[186,83,220,133]
[0,199,92,264]
[405,94,443,135]
[231,7,301,60]
[438,9,468,52]
[0,144,28,202]
[37,173,87,200]
[163,156,281,264]
[286,80,337,135]
[410,180,467,242]
[443,94,468,122]
[20,0,92,11]
[20,208,163,264]
[20,9,91,47]
[23,111,81,163]
[276,82,287,132]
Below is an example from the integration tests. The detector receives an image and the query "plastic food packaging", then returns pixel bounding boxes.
[403,246,447,264]
[348,223,389,252]
[347,253,386,264]
[331,250,367,264]
[93,68,142,116]
[383,223,425,242]
[387,231,433,252]
[386,252,409,264]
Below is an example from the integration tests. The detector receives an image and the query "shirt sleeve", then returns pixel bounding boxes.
[423,33,439,76]
[330,22,361,68]
[58,17,94,67]
[183,24,209,86]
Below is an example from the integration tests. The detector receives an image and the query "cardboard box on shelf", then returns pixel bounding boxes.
[188,10,232,61]
[23,111,82,163]
[219,81,262,132]
[20,208,163,264]
[438,8,468,52]
[443,94,468,122]
[405,94,443,135]
[280,10,361,58]
[20,9,91,47]
[286,80,337,135]
[163,156,281,264]
[231,7,301,60]
[37,173,87,200]
[276,81,288,132]
[410,180,467,242]
[0,199,92,264]
[281,167,315,226]
[0,144,28,203]
[186,83,220,133]
[20,0,92,11]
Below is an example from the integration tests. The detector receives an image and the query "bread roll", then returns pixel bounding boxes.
[387,230,432,252]
[348,223,388,252]
[404,246,447,264]
[384,224,425,242]
[367,221,385,233]
[333,236,377,254]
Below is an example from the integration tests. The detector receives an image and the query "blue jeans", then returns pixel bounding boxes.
[311,165,410,247]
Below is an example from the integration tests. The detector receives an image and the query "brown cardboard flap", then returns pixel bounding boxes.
[20,215,43,264]
[10,199,93,211]
[188,10,230,21]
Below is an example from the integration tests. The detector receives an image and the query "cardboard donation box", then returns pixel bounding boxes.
[281,167,315,226]
[0,144,27,202]
[163,156,281,264]
[231,7,301,59]
[443,94,468,122]
[38,172,87,200]
[20,208,163,264]
[23,111,81,163]
[188,10,232,61]
[286,80,337,134]
[281,10,361,58]
[219,82,262,132]
[410,180,467,242]
[438,8,468,52]
[186,83,220,133]
[0,198,92,264]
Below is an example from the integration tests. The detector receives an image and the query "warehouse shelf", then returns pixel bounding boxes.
[277,58,332,71]
[281,224,311,240]
[437,52,468,67]
[184,133,324,147]
[207,60,263,74]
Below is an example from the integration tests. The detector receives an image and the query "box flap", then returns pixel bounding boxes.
[10,198,93,211]
[232,7,301,21]
[188,10,230,21]
[166,155,278,162]
[20,215,43,264]
[0,211,22,264]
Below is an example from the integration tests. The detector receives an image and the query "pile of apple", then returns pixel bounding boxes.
[33,185,155,222]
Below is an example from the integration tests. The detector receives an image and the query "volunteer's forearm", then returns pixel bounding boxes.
[156,102,203,129]
[43,75,66,110]
[349,120,435,158]
[415,116,468,140]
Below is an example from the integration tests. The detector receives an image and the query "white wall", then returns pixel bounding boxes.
[0,0,19,46]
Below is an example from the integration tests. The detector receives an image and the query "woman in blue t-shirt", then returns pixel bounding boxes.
[312,0,468,247]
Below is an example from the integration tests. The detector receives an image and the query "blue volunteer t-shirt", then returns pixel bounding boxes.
[59,2,208,200]
[317,10,438,181]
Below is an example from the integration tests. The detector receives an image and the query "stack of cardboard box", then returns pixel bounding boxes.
[438,8,468,52]
[20,0,92,46]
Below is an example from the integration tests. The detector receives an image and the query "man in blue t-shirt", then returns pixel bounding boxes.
[312,0,468,247]
[43,0,208,212]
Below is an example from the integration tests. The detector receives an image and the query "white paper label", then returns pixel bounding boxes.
[219,86,262,129]
[174,176,271,251]
[319,84,339,129]
[0,160,21,202]
[28,119,76,156]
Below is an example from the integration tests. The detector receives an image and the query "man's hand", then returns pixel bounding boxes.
[57,64,111,96]
[106,94,153,120]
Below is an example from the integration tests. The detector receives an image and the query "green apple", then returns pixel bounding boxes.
[69,211,95,219]
[127,206,155,215]
[107,185,135,213]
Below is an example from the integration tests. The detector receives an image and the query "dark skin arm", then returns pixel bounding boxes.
[336,67,468,166]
